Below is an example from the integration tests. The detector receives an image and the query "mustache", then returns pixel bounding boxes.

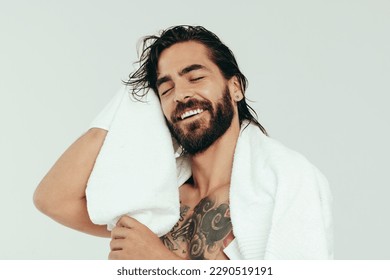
[171,99,212,122]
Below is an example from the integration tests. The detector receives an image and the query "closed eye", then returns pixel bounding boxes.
[161,87,173,96]
[190,76,204,82]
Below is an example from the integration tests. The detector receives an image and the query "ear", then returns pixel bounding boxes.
[228,76,244,102]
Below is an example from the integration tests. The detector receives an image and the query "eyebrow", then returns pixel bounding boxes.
[180,64,209,75]
[155,76,171,88]
[156,64,210,88]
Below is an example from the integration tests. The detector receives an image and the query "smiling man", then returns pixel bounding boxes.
[34,25,333,260]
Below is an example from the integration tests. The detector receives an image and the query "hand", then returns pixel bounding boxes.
[108,216,181,260]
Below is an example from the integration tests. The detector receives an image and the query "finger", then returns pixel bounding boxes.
[108,250,121,260]
[111,226,131,239]
[110,238,124,251]
[117,216,141,229]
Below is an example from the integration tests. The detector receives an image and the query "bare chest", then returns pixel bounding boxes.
[160,195,234,260]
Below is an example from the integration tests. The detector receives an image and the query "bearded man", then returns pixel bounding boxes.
[34,25,333,260]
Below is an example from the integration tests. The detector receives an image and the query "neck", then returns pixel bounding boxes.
[189,118,241,198]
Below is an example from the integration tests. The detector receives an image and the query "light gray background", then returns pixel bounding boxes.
[1,0,389,259]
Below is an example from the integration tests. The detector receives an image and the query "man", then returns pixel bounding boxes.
[34,25,333,260]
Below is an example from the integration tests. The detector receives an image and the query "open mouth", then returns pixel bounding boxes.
[180,108,204,120]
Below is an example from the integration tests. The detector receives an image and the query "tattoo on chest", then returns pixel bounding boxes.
[160,197,232,260]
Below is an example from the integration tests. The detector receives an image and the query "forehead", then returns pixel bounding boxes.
[157,41,216,75]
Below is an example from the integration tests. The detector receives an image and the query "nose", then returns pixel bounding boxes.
[173,81,194,103]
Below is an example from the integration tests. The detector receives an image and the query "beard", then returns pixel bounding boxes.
[166,86,234,155]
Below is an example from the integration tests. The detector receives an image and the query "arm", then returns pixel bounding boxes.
[33,128,110,238]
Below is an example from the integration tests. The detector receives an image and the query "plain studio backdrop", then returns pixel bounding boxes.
[1,0,389,259]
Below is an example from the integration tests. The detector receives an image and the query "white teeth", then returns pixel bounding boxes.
[180,109,204,120]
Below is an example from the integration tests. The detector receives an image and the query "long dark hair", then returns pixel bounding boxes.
[123,25,268,135]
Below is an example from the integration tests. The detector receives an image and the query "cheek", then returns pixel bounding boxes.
[199,81,214,94]
[200,78,227,98]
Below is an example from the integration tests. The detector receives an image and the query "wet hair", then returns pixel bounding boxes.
[123,25,268,135]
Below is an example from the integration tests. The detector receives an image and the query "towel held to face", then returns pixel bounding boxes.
[86,87,190,236]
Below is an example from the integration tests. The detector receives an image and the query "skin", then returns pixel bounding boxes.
[34,128,110,237]
[34,41,244,260]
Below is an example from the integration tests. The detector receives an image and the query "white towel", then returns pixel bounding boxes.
[86,86,181,236]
